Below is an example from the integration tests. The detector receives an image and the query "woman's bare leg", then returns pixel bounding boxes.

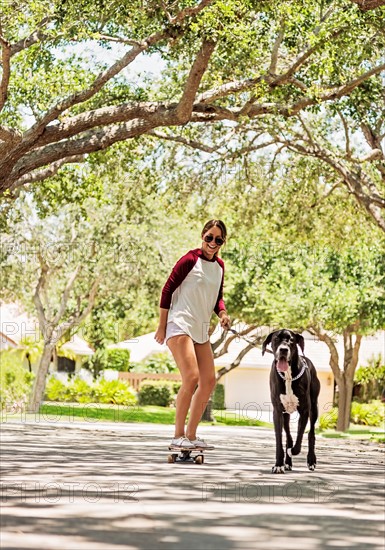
[186,340,216,441]
[167,335,199,438]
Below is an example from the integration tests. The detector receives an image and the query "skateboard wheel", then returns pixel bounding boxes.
[195,455,204,464]
[167,454,176,463]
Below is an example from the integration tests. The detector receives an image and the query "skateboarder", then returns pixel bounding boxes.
[155,220,231,450]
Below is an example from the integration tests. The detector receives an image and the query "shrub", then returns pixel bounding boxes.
[350,400,385,427]
[0,351,34,410]
[318,400,385,430]
[138,380,174,407]
[45,377,69,401]
[212,383,225,410]
[92,379,137,405]
[45,375,137,406]
[84,348,131,376]
[354,357,385,402]
[103,349,131,372]
[318,407,338,430]
[68,379,93,403]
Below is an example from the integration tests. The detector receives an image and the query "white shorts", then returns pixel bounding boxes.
[165,322,197,344]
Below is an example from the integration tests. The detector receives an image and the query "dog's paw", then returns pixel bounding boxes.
[292,444,301,456]
[307,463,316,471]
[272,465,285,474]
[284,464,292,471]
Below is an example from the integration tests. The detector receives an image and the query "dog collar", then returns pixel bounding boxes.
[276,357,307,381]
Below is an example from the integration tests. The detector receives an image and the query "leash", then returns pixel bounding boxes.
[227,328,274,354]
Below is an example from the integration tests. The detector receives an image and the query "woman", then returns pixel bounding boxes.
[155,220,231,449]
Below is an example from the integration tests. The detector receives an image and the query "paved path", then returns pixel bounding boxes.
[1,420,384,550]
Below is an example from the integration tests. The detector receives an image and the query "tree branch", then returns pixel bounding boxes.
[310,181,344,208]
[10,119,156,182]
[20,35,165,147]
[175,40,216,123]
[269,23,285,75]
[275,135,385,231]
[52,265,81,325]
[11,155,85,190]
[169,0,215,24]
[337,109,352,158]
[0,125,22,144]
[350,0,385,10]
[198,27,345,104]
[216,343,255,381]
[0,28,11,111]
[57,277,101,335]
[22,0,214,142]
[147,129,219,153]
[33,253,50,341]
[10,17,53,56]
[308,326,342,383]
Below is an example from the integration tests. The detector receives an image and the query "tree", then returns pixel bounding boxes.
[221,227,385,431]
[2,203,103,411]
[227,81,385,232]
[0,137,204,410]
[351,0,385,9]
[1,0,384,198]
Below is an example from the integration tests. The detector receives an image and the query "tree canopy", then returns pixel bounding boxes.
[1,0,384,234]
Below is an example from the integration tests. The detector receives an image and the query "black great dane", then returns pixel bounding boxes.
[262,329,321,473]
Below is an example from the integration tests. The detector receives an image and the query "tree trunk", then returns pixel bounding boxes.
[336,377,351,431]
[201,393,214,422]
[336,370,357,431]
[28,343,54,413]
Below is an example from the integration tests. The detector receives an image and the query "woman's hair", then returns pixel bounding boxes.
[201,219,227,241]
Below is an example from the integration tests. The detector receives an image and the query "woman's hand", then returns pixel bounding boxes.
[219,311,231,330]
[154,326,166,344]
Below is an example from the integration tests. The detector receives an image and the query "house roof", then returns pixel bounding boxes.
[0,332,18,351]
[0,302,39,344]
[108,332,166,363]
[61,335,94,357]
[0,302,94,357]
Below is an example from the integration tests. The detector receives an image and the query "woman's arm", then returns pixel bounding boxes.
[154,307,169,344]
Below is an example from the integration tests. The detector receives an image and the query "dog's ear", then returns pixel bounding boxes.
[295,333,305,354]
[262,332,276,355]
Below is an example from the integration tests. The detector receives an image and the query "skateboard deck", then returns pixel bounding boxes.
[167,445,214,464]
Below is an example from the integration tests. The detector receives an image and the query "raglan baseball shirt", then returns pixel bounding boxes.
[160,248,226,344]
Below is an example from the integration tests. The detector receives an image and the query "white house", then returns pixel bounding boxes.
[110,326,384,415]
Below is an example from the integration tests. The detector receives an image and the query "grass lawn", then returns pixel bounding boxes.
[317,424,385,443]
[1,402,272,428]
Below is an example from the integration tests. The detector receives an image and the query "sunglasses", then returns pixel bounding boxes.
[204,234,225,246]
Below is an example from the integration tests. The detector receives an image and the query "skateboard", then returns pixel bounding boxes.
[167,446,214,464]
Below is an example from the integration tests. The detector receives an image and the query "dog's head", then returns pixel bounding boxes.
[262,329,304,372]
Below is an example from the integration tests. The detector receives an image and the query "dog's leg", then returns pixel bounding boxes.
[272,409,285,473]
[283,413,293,471]
[307,403,318,471]
[307,374,321,471]
[292,409,309,456]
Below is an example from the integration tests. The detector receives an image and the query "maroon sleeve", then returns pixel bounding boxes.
[160,251,198,309]
[214,257,226,315]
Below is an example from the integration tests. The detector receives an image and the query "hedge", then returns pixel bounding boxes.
[45,376,137,406]
[137,380,178,407]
